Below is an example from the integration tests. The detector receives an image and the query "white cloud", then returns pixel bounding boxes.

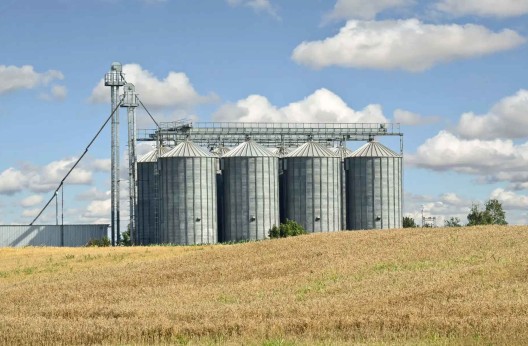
[89,64,217,109]
[0,65,64,94]
[76,188,111,202]
[86,158,111,172]
[39,85,68,101]
[0,168,26,195]
[292,19,525,72]
[0,156,111,195]
[490,188,528,210]
[404,192,471,226]
[456,89,528,140]
[393,109,440,125]
[408,131,528,184]
[83,199,111,219]
[213,88,388,123]
[20,195,44,208]
[26,158,93,192]
[436,0,528,18]
[22,208,41,218]
[226,0,278,17]
[325,0,413,21]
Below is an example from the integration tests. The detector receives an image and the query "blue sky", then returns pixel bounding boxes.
[1,0,528,226]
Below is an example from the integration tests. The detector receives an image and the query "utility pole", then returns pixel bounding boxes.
[121,83,138,244]
[105,62,125,246]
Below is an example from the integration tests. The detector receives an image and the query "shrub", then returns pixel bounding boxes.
[86,236,111,247]
[269,219,306,239]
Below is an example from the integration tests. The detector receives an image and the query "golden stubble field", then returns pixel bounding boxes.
[0,226,527,345]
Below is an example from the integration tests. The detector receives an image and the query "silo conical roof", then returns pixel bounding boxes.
[286,141,338,157]
[350,140,400,158]
[331,146,354,159]
[138,147,172,163]
[223,140,276,157]
[162,140,215,158]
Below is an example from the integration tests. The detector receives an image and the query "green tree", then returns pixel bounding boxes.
[467,199,507,226]
[444,217,462,227]
[485,199,507,225]
[269,219,306,238]
[120,229,131,246]
[403,216,417,228]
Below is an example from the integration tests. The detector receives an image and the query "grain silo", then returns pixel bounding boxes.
[332,145,354,230]
[221,139,279,242]
[159,140,217,245]
[283,141,341,233]
[136,146,171,245]
[345,139,402,230]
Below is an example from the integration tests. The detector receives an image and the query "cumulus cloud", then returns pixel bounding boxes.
[0,168,26,195]
[20,195,44,208]
[456,89,528,140]
[0,65,64,94]
[325,0,413,21]
[21,208,41,218]
[408,131,528,184]
[404,192,471,226]
[226,0,278,17]
[0,157,111,195]
[89,64,217,109]
[213,88,388,123]
[76,188,111,202]
[436,0,528,18]
[393,109,440,126]
[82,199,111,219]
[490,188,528,210]
[39,85,68,101]
[292,19,525,72]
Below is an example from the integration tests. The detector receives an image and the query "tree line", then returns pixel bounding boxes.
[403,199,507,228]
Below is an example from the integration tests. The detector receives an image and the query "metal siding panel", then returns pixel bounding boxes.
[285,156,341,233]
[0,225,107,247]
[159,155,217,245]
[222,156,279,242]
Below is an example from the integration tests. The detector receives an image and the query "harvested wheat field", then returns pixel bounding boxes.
[1,226,527,345]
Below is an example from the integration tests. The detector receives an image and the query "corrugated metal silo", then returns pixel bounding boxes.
[137,147,171,245]
[331,145,354,230]
[221,140,279,242]
[283,141,341,232]
[159,140,217,245]
[345,139,402,230]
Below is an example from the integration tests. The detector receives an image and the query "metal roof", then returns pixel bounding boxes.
[349,140,400,158]
[162,140,215,158]
[286,141,338,158]
[222,140,276,157]
[331,146,355,159]
[138,147,171,163]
